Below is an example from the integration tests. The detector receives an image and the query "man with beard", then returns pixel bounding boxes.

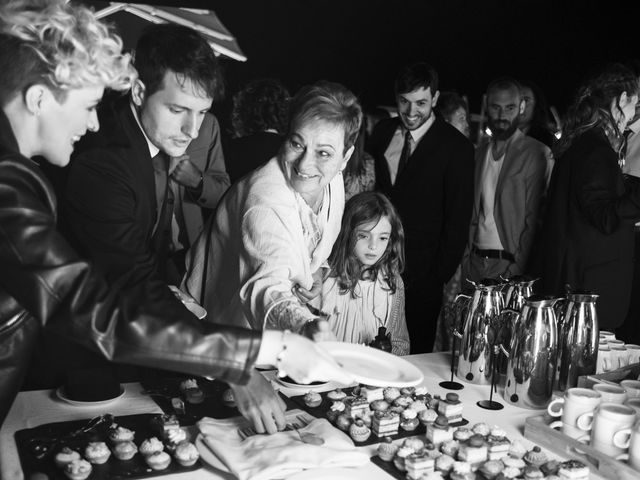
[369,62,474,353]
[460,77,550,283]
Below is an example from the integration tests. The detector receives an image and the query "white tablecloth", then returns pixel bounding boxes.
[0,352,605,480]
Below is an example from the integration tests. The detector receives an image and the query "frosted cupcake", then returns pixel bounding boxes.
[303,391,322,408]
[377,437,399,461]
[145,450,171,470]
[64,459,92,480]
[84,441,111,464]
[174,441,200,467]
[349,419,371,442]
[139,437,164,457]
[108,425,135,444]
[112,441,137,461]
[54,447,81,469]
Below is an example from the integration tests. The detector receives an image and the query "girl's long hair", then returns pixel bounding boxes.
[328,192,404,297]
[555,63,639,158]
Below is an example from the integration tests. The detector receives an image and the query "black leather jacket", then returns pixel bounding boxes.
[0,110,261,425]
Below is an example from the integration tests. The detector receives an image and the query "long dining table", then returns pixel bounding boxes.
[0,352,607,480]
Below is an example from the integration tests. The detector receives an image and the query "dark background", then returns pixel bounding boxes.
[88,1,640,122]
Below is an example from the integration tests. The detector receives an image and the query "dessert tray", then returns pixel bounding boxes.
[524,413,639,480]
[15,413,201,480]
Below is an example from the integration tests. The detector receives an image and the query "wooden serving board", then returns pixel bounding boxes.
[524,414,639,480]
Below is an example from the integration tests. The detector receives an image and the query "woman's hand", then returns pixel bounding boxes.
[230,369,286,434]
[292,268,325,304]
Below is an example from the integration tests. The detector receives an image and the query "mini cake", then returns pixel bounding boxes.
[327,388,347,401]
[437,393,463,423]
[423,442,441,459]
[361,385,384,402]
[139,437,164,457]
[449,460,474,480]
[335,413,352,431]
[419,408,439,426]
[400,408,419,431]
[84,441,111,464]
[440,439,460,457]
[222,388,236,407]
[112,440,138,461]
[557,459,589,480]
[434,453,455,474]
[54,447,81,469]
[303,391,322,408]
[523,466,545,480]
[108,425,135,444]
[409,399,428,413]
[523,445,548,467]
[164,427,187,451]
[457,434,488,465]
[487,434,511,460]
[370,399,390,412]
[490,425,508,438]
[471,422,491,437]
[377,437,399,461]
[403,437,425,452]
[383,387,401,402]
[349,419,371,442]
[405,452,435,479]
[479,459,505,479]
[453,427,472,442]
[64,458,92,480]
[372,410,400,437]
[502,455,526,474]
[508,439,528,459]
[393,446,413,472]
[174,441,200,467]
[393,394,413,408]
[345,396,370,419]
[145,450,172,470]
[151,414,180,439]
[425,415,453,445]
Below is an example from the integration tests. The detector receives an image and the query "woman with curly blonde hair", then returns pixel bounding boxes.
[0,0,351,428]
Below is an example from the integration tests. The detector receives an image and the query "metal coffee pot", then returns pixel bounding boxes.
[454,278,506,385]
[501,295,559,409]
[555,291,599,391]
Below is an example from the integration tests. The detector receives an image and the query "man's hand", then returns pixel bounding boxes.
[170,155,202,189]
[230,369,286,434]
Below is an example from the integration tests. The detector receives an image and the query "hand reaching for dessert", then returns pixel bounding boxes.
[230,369,286,435]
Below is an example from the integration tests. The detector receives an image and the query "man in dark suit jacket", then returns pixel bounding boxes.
[369,62,474,353]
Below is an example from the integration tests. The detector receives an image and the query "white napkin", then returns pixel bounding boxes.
[197,411,369,480]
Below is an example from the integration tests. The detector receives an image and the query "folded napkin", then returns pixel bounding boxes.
[197,410,369,480]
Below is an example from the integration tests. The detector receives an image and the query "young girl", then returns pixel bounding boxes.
[311,191,410,355]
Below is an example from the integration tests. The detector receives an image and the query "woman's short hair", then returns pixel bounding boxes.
[231,78,290,138]
[435,91,469,122]
[134,23,223,101]
[288,81,363,153]
[0,0,135,106]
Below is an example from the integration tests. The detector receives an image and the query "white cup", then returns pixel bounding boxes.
[548,388,602,439]
[600,331,617,341]
[615,422,640,471]
[610,344,630,369]
[626,398,640,416]
[593,383,628,404]
[622,380,640,399]
[626,344,640,365]
[597,345,614,373]
[577,403,637,456]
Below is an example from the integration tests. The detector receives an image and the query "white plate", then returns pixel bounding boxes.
[319,342,423,387]
[286,467,371,480]
[195,434,228,472]
[56,385,125,407]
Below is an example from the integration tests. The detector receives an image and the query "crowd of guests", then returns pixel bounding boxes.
[2,0,640,435]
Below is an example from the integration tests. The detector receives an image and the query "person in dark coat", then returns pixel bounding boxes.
[538,63,640,330]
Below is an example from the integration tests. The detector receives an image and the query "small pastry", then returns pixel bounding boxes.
[434,453,455,474]
[457,433,488,465]
[63,459,92,480]
[427,395,441,410]
[500,466,522,479]
[409,399,427,413]
[145,450,172,470]
[112,441,137,461]
[425,415,453,445]
[84,441,111,464]
[424,442,441,459]
[487,434,511,460]
[326,409,340,423]
[181,379,204,404]
[405,451,435,479]
[326,388,347,401]
[222,388,236,407]
[383,387,401,402]
[449,460,474,480]
[540,459,561,476]
[393,394,413,408]
[419,408,439,426]
[377,437,399,461]
[179,378,199,392]
[151,414,180,439]
[371,410,400,437]
[164,427,187,451]
[393,446,413,472]
[330,400,346,413]
[414,385,429,398]
[453,427,472,442]
[349,419,371,442]
[139,437,164,457]
[508,439,528,459]
[390,405,405,414]
[400,409,419,431]
[490,425,508,438]
[471,422,491,437]
[400,386,416,396]
[361,385,384,402]
[523,445,548,467]
[54,447,81,469]
[174,441,200,467]
[402,436,425,452]
[335,413,352,431]
[557,460,589,480]
[440,439,460,457]
[502,455,526,471]
[479,459,505,479]
[523,466,545,480]
[346,396,370,419]
[108,425,135,444]
[370,399,390,412]
[303,391,322,408]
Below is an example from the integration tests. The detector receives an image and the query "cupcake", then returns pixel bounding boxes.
[472,422,491,437]
[434,453,455,474]
[523,446,548,467]
[479,459,505,479]
[303,391,322,408]
[327,388,347,401]
[63,459,92,480]
[164,427,187,451]
[409,399,428,413]
[370,399,390,412]
[523,466,544,479]
[174,441,200,467]
[400,408,419,431]
[402,437,425,452]
[440,439,460,457]
[330,400,346,414]
[502,456,526,471]
[393,394,413,408]
[419,408,439,426]
[84,441,111,464]
[222,388,236,407]
[108,425,135,444]
[449,460,474,480]
[383,387,401,403]
[377,437,399,461]
[335,413,352,431]
[54,447,81,469]
[145,450,172,470]
[112,441,138,461]
[139,437,164,457]
[349,419,371,442]
[453,427,473,442]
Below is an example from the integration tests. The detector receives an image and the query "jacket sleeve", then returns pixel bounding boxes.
[0,159,261,385]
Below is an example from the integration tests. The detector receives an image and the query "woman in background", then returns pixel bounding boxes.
[435,91,470,138]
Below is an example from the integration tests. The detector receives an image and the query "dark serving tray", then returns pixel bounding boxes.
[15,413,201,480]
[286,387,468,447]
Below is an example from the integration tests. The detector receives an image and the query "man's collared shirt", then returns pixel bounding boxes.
[384,114,435,185]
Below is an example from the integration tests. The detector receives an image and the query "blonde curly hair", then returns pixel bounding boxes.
[0,0,135,103]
